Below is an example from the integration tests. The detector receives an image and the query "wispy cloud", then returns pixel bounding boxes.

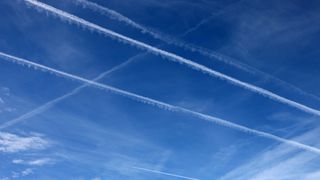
[0,132,49,153]
[0,87,15,114]
[221,127,320,180]
[12,158,54,166]
[12,168,33,178]
[22,0,320,118]
[1,52,320,155]
[1,87,10,96]
[133,166,199,180]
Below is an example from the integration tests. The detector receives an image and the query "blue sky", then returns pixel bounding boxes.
[1,0,320,179]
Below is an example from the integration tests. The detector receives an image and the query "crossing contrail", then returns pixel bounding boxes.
[23,0,320,118]
[74,0,320,103]
[133,167,199,180]
[0,0,213,130]
[73,0,251,72]
[0,55,138,130]
[1,51,320,155]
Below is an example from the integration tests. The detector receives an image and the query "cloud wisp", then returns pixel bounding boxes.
[0,132,49,153]
[23,0,320,118]
[220,127,320,180]
[74,0,320,103]
[12,158,53,166]
[0,54,138,130]
[1,52,320,155]
[133,166,199,180]
[11,168,34,179]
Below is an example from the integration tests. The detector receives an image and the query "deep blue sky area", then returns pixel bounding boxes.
[0,0,320,179]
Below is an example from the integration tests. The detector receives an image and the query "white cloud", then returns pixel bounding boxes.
[0,132,49,153]
[21,168,33,176]
[12,168,33,178]
[0,87,15,114]
[91,177,101,180]
[0,87,10,96]
[305,171,320,180]
[12,158,53,166]
[12,159,24,164]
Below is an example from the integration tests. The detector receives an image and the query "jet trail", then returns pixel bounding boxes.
[23,0,320,117]
[0,55,138,130]
[0,1,205,130]
[73,0,251,72]
[133,167,199,180]
[1,51,320,155]
[75,0,320,103]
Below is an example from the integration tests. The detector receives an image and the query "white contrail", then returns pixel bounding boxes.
[74,0,320,102]
[0,55,138,130]
[1,52,320,155]
[74,0,147,35]
[133,167,199,180]
[73,0,251,72]
[23,0,320,117]
[0,1,206,130]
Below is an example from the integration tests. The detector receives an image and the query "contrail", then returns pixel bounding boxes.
[74,0,320,103]
[1,52,320,155]
[23,0,320,117]
[0,0,205,130]
[72,0,251,72]
[179,0,246,37]
[133,167,199,180]
[0,55,138,130]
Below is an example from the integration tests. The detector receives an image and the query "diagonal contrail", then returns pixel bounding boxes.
[0,54,138,130]
[0,4,201,130]
[1,51,320,155]
[74,0,320,103]
[132,166,199,180]
[72,0,251,73]
[23,0,320,118]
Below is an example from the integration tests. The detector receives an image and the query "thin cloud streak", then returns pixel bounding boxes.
[0,55,137,130]
[23,0,320,118]
[12,158,53,166]
[1,52,320,155]
[75,0,320,103]
[133,166,199,180]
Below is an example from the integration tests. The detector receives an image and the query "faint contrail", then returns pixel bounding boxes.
[133,167,199,180]
[1,52,320,155]
[0,55,138,130]
[23,0,320,117]
[74,0,320,103]
[179,0,246,37]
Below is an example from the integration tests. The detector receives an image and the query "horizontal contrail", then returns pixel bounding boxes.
[133,167,199,180]
[1,52,320,155]
[74,0,320,103]
[24,0,320,118]
[0,55,138,130]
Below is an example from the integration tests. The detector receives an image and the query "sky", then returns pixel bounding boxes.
[0,0,320,179]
